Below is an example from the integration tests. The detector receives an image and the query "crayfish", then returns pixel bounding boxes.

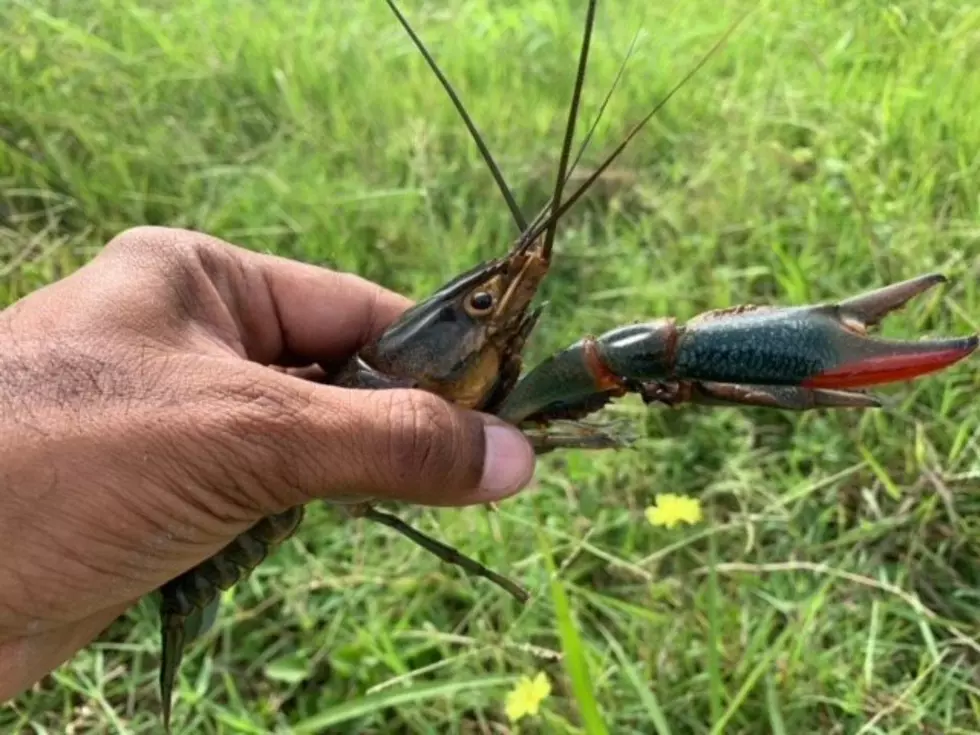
[154,1,978,730]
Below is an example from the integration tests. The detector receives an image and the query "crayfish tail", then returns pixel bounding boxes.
[160,611,186,735]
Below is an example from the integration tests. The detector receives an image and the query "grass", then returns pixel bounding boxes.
[2,0,979,732]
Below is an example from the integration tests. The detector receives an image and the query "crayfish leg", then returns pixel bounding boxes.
[637,380,881,411]
[359,504,530,603]
[522,421,630,453]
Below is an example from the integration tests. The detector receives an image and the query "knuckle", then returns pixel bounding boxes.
[197,371,314,511]
[102,227,233,280]
[377,390,476,488]
[100,228,239,330]
[221,376,305,456]
[102,226,195,265]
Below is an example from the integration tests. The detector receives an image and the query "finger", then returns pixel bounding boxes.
[238,247,414,363]
[269,365,328,381]
[200,367,536,512]
[95,226,414,365]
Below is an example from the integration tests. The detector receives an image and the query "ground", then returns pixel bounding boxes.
[1,1,979,733]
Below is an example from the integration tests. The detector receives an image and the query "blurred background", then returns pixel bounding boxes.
[2,0,978,732]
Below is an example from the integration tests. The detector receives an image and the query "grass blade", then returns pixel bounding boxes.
[598,624,672,735]
[539,529,609,735]
[292,675,515,733]
[707,525,725,727]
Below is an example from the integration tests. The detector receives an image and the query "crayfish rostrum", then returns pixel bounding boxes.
[154,1,978,730]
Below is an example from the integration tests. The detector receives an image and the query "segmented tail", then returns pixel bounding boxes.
[160,611,186,735]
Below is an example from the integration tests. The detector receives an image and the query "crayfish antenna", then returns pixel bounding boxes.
[383,0,526,231]
[540,0,598,259]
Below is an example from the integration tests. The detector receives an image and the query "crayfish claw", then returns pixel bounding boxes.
[837,272,947,329]
[819,272,978,387]
[803,386,883,409]
[694,382,881,410]
[801,330,977,391]
[662,272,977,391]
[637,381,881,411]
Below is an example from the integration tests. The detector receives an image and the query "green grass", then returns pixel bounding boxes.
[2,0,979,732]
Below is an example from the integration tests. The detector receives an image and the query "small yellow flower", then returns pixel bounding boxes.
[505,672,551,722]
[645,493,703,529]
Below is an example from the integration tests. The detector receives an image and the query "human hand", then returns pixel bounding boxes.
[0,226,535,700]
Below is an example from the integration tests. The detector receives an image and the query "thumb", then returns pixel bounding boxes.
[209,367,537,512]
[331,387,537,507]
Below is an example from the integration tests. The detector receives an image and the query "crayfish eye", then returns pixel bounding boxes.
[466,291,495,315]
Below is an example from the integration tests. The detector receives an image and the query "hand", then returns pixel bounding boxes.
[0,226,535,700]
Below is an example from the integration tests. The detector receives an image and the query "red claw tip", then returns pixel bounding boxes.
[802,336,978,390]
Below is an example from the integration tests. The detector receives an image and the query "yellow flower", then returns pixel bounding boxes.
[645,493,703,529]
[505,672,551,722]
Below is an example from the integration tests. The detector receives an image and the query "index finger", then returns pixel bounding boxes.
[91,227,415,366]
[240,247,414,364]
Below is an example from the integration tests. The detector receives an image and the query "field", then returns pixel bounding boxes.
[2,0,979,732]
